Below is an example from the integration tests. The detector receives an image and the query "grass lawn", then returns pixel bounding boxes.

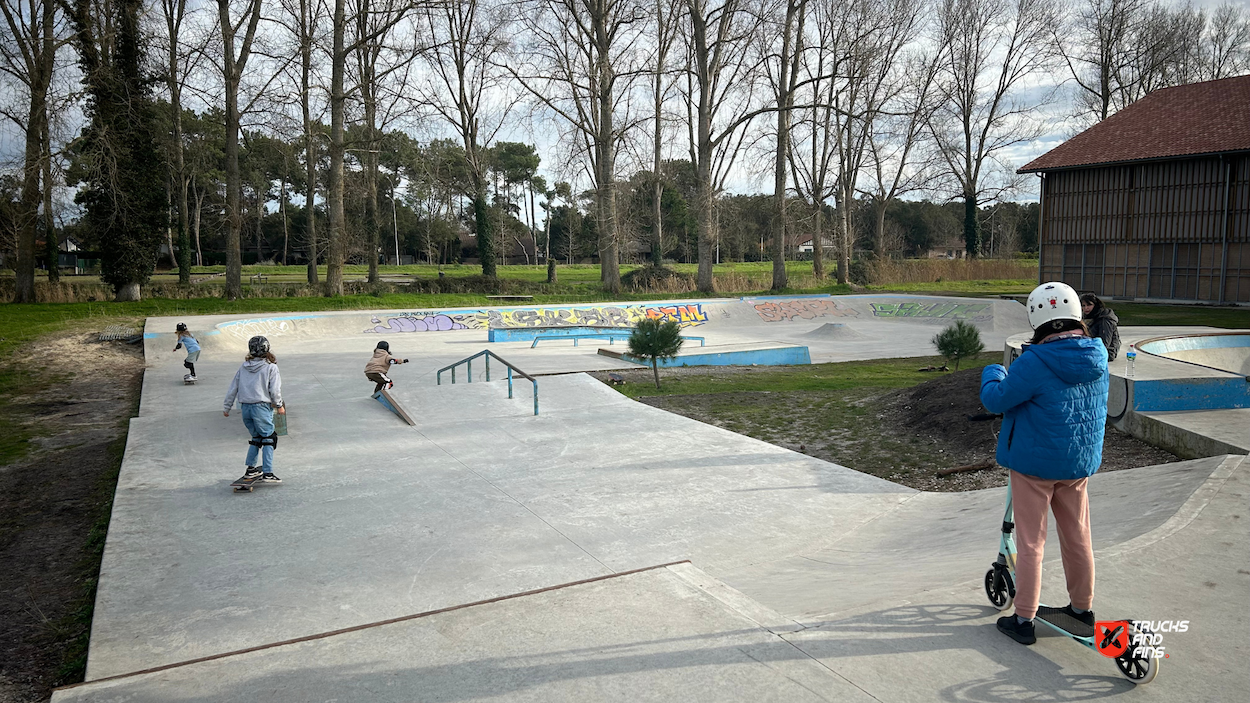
[610,353,1000,400]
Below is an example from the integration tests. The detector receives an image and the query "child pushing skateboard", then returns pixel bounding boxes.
[173,322,201,383]
[364,340,408,393]
[223,335,285,483]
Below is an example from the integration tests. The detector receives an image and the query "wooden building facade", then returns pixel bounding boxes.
[1021,76,1250,303]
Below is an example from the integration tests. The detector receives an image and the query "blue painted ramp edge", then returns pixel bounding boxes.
[1132,377,1250,412]
[490,326,623,343]
[622,346,812,368]
[371,391,416,425]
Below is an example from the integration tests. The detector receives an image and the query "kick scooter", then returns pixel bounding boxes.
[985,473,1160,684]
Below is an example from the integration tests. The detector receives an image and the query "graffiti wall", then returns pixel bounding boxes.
[363,303,709,334]
[754,298,858,323]
[869,301,992,321]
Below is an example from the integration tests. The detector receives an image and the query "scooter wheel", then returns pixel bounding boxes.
[984,568,1013,611]
[1115,622,1160,684]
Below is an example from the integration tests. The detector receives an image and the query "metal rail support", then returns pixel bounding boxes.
[437,350,539,416]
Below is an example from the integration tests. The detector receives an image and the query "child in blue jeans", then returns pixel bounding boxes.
[223,336,285,481]
[173,322,201,381]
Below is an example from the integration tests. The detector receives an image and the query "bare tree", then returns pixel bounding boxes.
[508,0,649,294]
[648,0,681,267]
[682,0,770,292]
[217,0,265,299]
[0,0,59,302]
[352,0,419,283]
[1200,2,1250,80]
[860,4,939,257]
[418,0,513,279]
[277,0,324,283]
[765,0,807,290]
[930,0,1055,258]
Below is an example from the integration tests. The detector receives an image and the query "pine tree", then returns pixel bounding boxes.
[628,318,685,389]
[932,320,985,371]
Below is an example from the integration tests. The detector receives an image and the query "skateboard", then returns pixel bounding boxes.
[230,474,277,492]
[183,375,196,385]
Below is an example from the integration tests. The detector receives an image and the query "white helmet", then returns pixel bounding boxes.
[1026,281,1082,330]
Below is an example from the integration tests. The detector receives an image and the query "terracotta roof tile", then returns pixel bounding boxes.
[1019,75,1250,173]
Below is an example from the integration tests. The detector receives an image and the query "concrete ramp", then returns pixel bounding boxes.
[371,388,416,425]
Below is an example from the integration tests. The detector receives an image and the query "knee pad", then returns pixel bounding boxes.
[183,360,194,370]
[248,433,279,450]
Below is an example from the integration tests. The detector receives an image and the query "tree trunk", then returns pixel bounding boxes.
[281,175,289,264]
[595,19,620,295]
[325,0,346,296]
[812,206,824,279]
[652,357,660,389]
[473,187,495,277]
[115,282,141,302]
[964,191,980,258]
[14,80,43,304]
[41,112,58,284]
[193,185,204,266]
[873,200,888,258]
[220,1,243,300]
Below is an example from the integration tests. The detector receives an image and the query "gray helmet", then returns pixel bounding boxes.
[248,336,270,356]
[176,322,188,332]
[376,340,390,351]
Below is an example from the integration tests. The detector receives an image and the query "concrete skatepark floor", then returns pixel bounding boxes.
[8,295,1247,701]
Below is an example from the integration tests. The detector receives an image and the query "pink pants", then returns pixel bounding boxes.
[1011,470,1095,620]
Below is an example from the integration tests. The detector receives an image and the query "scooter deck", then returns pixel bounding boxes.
[1035,605,1094,639]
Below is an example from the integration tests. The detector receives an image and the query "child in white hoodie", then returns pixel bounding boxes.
[223,335,285,481]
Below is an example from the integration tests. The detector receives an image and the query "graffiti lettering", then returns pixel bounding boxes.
[754,299,857,323]
[869,302,992,321]
[365,314,470,333]
[646,304,709,325]
[363,303,709,334]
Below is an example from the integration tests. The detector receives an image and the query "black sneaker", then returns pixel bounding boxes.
[1037,604,1095,638]
[244,466,262,478]
[261,473,282,482]
[997,615,1037,645]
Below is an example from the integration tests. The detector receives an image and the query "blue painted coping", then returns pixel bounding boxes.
[1138,333,1250,355]
[531,334,706,348]
[1130,376,1250,412]
[490,326,627,342]
[621,346,811,368]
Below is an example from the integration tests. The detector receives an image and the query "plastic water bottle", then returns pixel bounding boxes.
[1126,343,1136,378]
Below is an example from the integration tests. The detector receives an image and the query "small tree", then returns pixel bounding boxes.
[628,318,685,389]
[932,320,985,371]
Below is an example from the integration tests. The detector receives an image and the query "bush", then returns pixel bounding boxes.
[931,320,985,371]
[621,265,695,292]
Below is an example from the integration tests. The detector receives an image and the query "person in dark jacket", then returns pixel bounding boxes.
[980,282,1109,646]
[1081,293,1120,361]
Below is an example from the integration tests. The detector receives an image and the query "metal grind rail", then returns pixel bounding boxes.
[436,350,540,416]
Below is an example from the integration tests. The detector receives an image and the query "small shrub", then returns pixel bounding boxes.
[931,320,985,371]
[627,318,685,389]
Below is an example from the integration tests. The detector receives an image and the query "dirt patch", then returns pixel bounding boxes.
[0,330,143,703]
[617,365,1179,492]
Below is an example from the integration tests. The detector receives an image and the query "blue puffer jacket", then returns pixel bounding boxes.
[980,336,1109,480]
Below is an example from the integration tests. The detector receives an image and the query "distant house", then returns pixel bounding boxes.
[797,237,835,254]
[1018,76,1250,303]
[927,239,967,259]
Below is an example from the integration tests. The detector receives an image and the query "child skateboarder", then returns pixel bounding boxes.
[223,336,285,482]
[364,340,408,393]
[173,322,201,382]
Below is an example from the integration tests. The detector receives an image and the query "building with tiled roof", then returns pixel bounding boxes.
[1019,76,1250,303]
